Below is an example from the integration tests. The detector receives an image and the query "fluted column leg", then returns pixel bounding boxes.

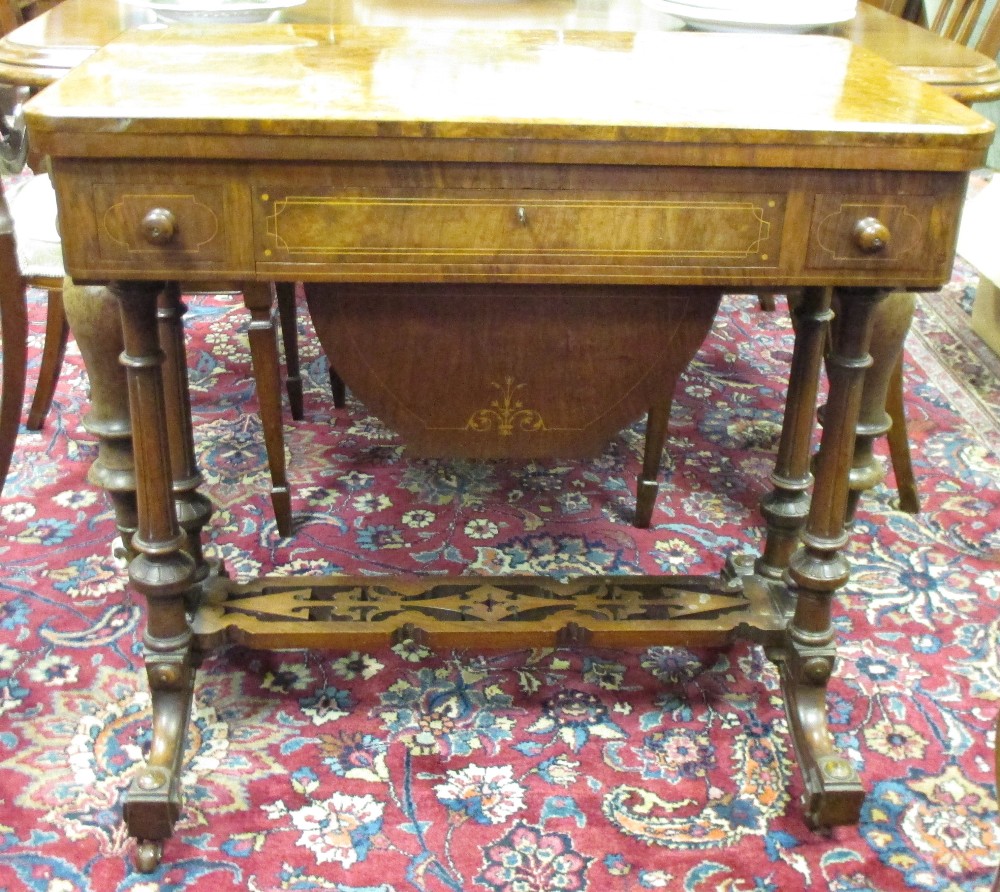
[781,286,887,828]
[112,280,198,873]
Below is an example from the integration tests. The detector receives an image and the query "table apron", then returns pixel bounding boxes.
[50,159,967,289]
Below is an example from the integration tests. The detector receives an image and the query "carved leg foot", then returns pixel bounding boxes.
[124,657,195,852]
[777,646,864,827]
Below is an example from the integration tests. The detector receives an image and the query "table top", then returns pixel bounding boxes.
[24,24,993,171]
[2,0,1000,103]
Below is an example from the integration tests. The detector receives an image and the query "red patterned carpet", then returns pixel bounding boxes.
[0,268,998,890]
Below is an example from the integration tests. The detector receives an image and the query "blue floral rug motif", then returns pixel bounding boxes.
[0,267,998,891]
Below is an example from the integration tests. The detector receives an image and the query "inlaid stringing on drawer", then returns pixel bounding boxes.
[93,184,230,262]
[255,190,785,268]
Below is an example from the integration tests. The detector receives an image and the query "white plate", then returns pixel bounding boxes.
[659,0,841,11]
[642,0,856,31]
[129,0,305,24]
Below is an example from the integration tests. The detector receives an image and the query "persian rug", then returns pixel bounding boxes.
[0,264,998,890]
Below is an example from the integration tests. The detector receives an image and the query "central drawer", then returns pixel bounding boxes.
[254,186,784,276]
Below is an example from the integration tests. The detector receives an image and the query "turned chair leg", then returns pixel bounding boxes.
[329,366,346,409]
[884,354,920,513]
[245,282,293,536]
[0,249,27,494]
[25,282,69,430]
[275,281,347,411]
[274,282,304,421]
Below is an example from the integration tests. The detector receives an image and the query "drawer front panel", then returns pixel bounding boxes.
[256,190,784,270]
[92,184,232,265]
[807,195,951,271]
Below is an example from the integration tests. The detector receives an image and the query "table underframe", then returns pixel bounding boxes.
[76,278,888,871]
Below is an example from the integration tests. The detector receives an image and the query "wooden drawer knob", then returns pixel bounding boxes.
[853,216,890,254]
[140,207,177,245]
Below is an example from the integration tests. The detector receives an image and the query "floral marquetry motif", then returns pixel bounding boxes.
[465,378,547,438]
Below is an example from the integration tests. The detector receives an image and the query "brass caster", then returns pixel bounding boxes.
[135,839,163,873]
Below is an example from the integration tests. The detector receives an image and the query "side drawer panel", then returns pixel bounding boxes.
[49,161,255,280]
[806,194,953,271]
[94,185,229,262]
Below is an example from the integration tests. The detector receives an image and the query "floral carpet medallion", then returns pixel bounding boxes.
[1,267,999,891]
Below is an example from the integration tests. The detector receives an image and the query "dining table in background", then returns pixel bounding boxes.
[1,0,999,98]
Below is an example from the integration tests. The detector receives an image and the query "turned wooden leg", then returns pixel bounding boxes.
[113,280,199,872]
[758,287,833,590]
[25,281,69,431]
[62,279,138,551]
[243,281,292,536]
[885,352,920,514]
[833,290,916,522]
[0,225,26,493]
[274,282,304,421]
[782,287,887,829]
[635,397,673,528]
[157,283,214,586]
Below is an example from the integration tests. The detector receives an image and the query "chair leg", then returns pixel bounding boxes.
[0,267,27,494]
[244,282,293,537]
[274,282,304,421]
[635,397,674,528]
[26,283,69,430]
[885,353,920,514]
[329,366,346,409]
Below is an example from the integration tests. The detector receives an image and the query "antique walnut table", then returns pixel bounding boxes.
[24,24,993,870]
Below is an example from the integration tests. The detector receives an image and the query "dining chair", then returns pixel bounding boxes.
[0,168,308,533]
[0,175,28,492]
[878,0,1000,513]
[762,1,1000,520]
[923,0,1000,52]
[0,0,308,535]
